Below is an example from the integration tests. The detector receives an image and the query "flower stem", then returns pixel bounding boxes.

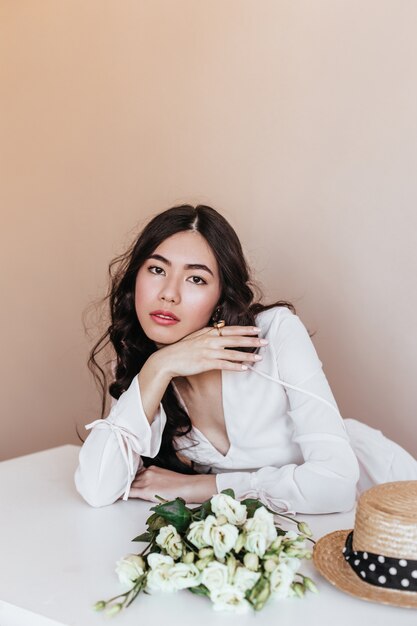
[102,592,128,604]
[125,576,146,608]
[154,494,169,503]
[182,537,199,554]
[139,538,156,557]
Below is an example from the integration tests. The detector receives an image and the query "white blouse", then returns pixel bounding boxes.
[74,306,417,514]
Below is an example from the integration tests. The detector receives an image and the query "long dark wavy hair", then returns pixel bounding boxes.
[81,204,307,474]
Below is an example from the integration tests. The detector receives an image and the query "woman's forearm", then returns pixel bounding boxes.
[185,473,217,503]
[137,351,172,426]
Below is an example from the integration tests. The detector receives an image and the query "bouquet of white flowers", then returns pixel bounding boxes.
[93,489,317,615]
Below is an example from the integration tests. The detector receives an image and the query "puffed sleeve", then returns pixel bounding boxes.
[74,374,167,507]
[215,310,360,514]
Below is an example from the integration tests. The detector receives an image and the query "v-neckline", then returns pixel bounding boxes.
[171,369,233,460]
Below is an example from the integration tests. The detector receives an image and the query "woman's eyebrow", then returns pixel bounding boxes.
[148,254,214,276]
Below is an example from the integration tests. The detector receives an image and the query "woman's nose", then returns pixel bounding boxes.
[159,281,181,304]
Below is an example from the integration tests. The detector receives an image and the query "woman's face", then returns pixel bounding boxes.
[135,230,222,348]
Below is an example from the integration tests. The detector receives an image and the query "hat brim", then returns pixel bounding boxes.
[313,529,417,609]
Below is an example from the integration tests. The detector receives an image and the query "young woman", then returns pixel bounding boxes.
[74,205,417,514]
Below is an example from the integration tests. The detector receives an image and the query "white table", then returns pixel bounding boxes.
[0,445,415,626]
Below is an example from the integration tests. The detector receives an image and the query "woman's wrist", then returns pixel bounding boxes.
[184,473,217,503]
[149,349,175,383]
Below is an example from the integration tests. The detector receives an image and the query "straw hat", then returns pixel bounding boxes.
[313,481,417,609]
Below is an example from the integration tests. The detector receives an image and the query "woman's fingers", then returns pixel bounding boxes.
[216,360,253,371]
[212,348,263,362]
[209,325,260,335]
[213,335,268,350]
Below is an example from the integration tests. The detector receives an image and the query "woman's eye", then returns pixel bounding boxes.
[147,266,206,285]
[188,276,207,285]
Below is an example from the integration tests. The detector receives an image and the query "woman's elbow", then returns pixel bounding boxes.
[323,450,360,513]
[305,463,359,514]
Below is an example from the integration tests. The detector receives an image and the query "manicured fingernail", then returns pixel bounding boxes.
[259,339,269,345]
[241,365,248,370]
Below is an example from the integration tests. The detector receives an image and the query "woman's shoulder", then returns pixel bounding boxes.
[254,305,313,347]
[255,305,322,376]
[254,305,296,334]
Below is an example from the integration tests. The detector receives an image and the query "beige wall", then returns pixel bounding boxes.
[1,0,416,461]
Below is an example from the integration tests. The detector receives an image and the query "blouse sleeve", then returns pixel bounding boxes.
[74,374,167,507]
[215,311,360,514]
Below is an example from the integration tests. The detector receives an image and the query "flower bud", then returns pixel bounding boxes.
[284,548,301,557]
[248,577,270,610]
[198,547,214,559]
[234,532,245,553]
[195,556,212,571]
[297,522,313,537]
[227,554,237,580]
[263,558,277,573]
[256,584,271,606]
[303,576,319,593]
[216,514,228,525]
[106,602,123,616]
[182,551,195,564]
[93,601,106,611]
[270,536,283,550]
[243,552,259,571]
[292,582,305,598]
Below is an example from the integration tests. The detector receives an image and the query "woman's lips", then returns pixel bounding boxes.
[150,314,180,326]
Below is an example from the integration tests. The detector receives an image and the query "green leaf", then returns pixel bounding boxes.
[220,488,235,499]
[188,584,210,597]
[191,499,213,521]
[241,498,264,517]
[146,513,168,531]
[132,532,153,543]
[149,498,192,533]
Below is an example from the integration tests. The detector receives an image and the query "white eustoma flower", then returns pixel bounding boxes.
[245,506,277,542]
[243,506,277,556]
[147,553,174,569]
[115,555,145,591]
[187,520,208,549]
[155,524,183,559]
[201,561,229,592]
[202,515,239,560]
[210,585,251,614]
[169,562,202,590]
[244,531,268,557]
[210,493,247,525]
[145,553,176,593]
[201,514,217,542]
[269,557,300,599]
[232,566,261,592]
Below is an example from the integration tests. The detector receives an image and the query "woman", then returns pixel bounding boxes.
[74,204,417,513]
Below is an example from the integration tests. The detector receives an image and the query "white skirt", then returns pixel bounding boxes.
[344,418,417,494]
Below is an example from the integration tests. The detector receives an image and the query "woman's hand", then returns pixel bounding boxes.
[152,324,268,379]
[128,465,217,503]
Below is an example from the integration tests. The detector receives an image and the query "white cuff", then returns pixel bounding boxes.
[84,419,138,501]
